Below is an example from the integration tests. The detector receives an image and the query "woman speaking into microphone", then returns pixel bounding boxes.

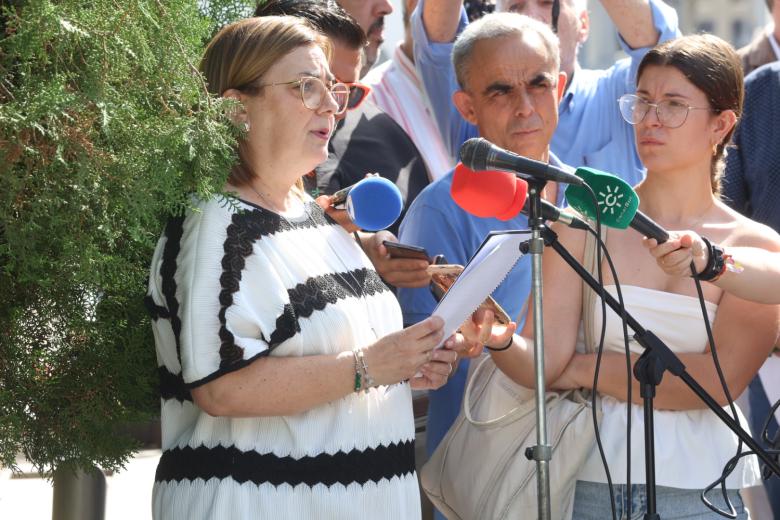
[146,16,457,519]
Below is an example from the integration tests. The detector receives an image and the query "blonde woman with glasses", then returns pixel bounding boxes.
[146,16,457,519]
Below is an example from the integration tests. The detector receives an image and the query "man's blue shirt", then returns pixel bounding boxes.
[410,0,681,187]
[397,155,569,457]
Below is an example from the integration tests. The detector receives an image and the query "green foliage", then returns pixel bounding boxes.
[0,0,253,475]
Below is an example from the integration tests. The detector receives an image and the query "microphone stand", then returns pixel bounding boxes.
[535,225,780,519]
[526,180,552,520]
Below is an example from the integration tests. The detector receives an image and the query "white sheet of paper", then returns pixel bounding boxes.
[431,231,531,349]
[758,355,780,424]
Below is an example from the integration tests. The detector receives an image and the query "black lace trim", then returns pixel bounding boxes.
[187,350,271,389]
[143,294,169,321]
[160,217,185,360]
[158,366,192,402]
[216,202,387,371]
[288,268,389,321]
[216,202,334,369]
[154,440,416,487]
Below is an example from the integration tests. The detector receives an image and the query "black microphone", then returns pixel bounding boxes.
[460,137,586,187]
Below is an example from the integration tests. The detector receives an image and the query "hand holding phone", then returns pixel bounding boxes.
[382,240,431,262]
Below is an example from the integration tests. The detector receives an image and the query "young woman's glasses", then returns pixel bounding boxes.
[618,94,716,129]
[252,76,350,115]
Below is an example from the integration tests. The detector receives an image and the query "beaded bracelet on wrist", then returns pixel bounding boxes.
[351,349,363,392]
[694,236,727,282]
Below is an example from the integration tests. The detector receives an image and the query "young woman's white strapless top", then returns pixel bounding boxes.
[576,285,761,490]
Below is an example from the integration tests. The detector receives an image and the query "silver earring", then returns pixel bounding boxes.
[243,120,251,133]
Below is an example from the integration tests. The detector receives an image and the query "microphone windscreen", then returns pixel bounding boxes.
[565,167,638,228]
[346,176,403,231]
[450,163,527,220]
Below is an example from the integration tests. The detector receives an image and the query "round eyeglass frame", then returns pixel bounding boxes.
[618,93,717,129]
[251,76,350,115]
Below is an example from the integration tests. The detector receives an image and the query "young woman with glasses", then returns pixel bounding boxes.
[460,34,780,518]
[146,16,459,519]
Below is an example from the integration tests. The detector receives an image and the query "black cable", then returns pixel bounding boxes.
[580,185,619,520]
[584,225,634,518]
[689,261,742,518]
[761,397,780,480]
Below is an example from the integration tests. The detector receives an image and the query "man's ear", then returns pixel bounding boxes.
[556,72,567,102]
[453,90,478,125]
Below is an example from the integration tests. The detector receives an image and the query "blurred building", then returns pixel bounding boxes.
[580,0,771,69]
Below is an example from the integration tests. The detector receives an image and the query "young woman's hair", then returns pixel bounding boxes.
[637,34,744,196]
[200,16,329,188]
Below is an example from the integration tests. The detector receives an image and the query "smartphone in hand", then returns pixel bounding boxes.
[382,241,431,262]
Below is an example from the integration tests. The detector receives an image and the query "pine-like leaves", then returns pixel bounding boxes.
[0,0,254,475]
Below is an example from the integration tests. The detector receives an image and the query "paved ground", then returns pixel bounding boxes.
[0,450,160,520]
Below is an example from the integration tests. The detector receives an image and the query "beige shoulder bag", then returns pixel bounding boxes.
[420,228,606,520]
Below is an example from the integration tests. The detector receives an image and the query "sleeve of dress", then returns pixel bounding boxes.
[174,201,296,388]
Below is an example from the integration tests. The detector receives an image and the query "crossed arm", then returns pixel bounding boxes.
[462,221,780,411]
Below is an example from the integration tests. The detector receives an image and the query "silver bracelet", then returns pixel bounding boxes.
[355,348,375,390]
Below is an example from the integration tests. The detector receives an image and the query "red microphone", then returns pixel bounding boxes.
[450,163,528,221]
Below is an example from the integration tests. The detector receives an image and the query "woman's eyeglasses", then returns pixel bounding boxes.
[251,76,350,115]
[618,93,716,129]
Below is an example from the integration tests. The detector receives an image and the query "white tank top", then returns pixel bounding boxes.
[576,285,761,489]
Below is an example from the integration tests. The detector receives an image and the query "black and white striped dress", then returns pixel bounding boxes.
[146,196,420,519]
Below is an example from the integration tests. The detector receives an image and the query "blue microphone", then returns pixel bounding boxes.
[334,176,403,231]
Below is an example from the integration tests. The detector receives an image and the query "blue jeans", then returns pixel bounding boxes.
[572,481,748,519]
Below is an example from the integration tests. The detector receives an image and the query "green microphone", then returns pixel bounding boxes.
[565,167,670,243]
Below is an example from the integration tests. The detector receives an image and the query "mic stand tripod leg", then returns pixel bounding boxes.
[634,349,664,520]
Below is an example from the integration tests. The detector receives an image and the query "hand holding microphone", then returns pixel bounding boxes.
[643,232,708,277]
[317,174,404,232]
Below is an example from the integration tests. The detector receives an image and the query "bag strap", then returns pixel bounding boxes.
[463,356,562,427]
[580,224,607,355]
